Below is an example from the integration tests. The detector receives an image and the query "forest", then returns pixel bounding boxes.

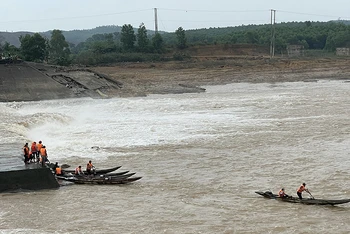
[1,20,350,66]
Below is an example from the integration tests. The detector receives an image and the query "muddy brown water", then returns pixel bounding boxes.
[0,81,349,234]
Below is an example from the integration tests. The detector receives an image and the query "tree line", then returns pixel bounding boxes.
[1,21,350,66]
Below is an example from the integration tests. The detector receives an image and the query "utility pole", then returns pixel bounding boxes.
[270,9,276,58]
[154,8,158,33]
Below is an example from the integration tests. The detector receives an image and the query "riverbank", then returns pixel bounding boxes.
[93,57,350,97]
[1,57,349,102]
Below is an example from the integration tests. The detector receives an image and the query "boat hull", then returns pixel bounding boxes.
[255,191,350,205]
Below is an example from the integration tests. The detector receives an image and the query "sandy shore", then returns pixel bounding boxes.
[93,57,350,97]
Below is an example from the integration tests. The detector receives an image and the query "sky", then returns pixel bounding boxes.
[0,0,349,32]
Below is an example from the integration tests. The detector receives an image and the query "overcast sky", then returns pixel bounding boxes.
[0,0,349,32]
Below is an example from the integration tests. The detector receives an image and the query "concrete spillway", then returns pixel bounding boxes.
[0,62,76,102]
[0,156,59,193]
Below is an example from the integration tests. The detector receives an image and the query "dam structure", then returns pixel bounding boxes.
[0,155,59,193]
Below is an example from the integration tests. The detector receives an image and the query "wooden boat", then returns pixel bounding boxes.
[256,191,350,206]
[62,166,121,175]
[73,176,142,185]
[56,174,142,185]
[59,170,130,178]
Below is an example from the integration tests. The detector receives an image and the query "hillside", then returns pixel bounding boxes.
[0,25,161,47]
[0,25,124,47]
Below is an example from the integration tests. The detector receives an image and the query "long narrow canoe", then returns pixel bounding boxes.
[58,172,136,181]
[62,166,121,175]
[59,170,130,179]
[256,191,350,206]
[74,176,142,185]
[56,175,142,185]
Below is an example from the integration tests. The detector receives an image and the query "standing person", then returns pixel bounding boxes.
[31,142,37,162]
[40,146,48,167]
[23,143,30,164]
[86,160,95,174]
[37,141,43,162]
[297,183,309,199]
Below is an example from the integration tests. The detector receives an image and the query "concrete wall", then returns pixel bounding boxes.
[0,62,76,102]
[0,167,59,192]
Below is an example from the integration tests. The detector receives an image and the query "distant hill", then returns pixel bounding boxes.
[0,25,159,47]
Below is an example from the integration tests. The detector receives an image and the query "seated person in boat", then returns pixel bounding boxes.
[296,183,309,199]
[75,166,84,175]
[55,166,62,175]
[86,160,95,174]
[278,188,289,198]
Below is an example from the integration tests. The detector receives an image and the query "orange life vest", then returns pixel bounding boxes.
[86,163,93,170]
[37,143,43,152]
[40,148,47,156]
[279,189,285,197]
[31,143,37,153]
[297,185,305,193]
[55,167,62,175]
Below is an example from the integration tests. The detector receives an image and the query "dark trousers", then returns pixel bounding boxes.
[24,155,29,163]
[297,192,302,199]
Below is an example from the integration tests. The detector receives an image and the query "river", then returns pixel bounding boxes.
[0,80,349,234]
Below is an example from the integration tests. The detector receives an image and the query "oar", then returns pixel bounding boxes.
[307,190,314,199]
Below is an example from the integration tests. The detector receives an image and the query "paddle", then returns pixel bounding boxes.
[307,190,314,199]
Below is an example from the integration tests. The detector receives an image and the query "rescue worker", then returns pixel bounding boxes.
[75,166,84,175]
[37,141,43,162]
[40,145,48,167]
[23,143,30,164]
[278,188,289,198]
[297,183,309,199]
[86,160,95,174]
[31,142,37,162]
[55,166,62,175]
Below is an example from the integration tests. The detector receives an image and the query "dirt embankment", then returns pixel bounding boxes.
[1,52,350,102]
[93,57,350,97]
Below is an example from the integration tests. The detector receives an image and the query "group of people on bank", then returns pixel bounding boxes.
[278,183,311,199]
[23,141,48,166]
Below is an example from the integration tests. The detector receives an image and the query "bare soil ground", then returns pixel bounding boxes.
[93,57,350,97]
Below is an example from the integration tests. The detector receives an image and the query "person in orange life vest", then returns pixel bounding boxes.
[86,160,95,174]
[23,143,30,164]
[297,183,309,199]
[37,141,43,154]
[40,146,48,166]
[55,166,62,175]
[75,166,84,175]
[36,141,43,163]
[278,188,289,198]
[31,142,37,162]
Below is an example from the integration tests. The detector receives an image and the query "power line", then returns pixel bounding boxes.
[0,9,152,24]
[158,8,268,13]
